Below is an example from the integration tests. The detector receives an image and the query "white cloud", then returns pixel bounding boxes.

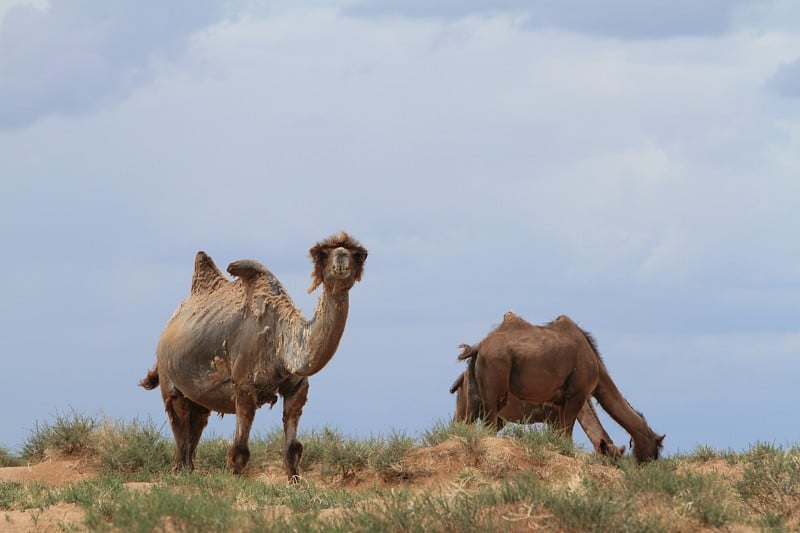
[0,0,242,129]
[346,0,742,39]
[768,58,800,97]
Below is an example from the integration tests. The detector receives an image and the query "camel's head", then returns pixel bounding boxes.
[307,231,368,294]
[632,432,666,464]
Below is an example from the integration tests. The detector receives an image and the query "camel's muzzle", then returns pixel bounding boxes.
[330,248,351,278]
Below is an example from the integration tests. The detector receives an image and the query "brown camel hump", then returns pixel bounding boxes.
[499,311,532,330]
[227,259,268,281]
[191,251,228,295]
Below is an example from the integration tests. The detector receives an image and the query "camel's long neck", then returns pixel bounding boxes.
[281,288,350,377]
[592,364,654,442]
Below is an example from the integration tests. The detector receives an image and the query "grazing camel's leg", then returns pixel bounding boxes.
[279,377,309,482]
[163,388,208,470]
[228,383,257,474]
[576,400,625,458]
[475,357,510,431]
[556,394,585,441]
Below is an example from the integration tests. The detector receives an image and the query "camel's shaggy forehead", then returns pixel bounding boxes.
[310,231,366,254]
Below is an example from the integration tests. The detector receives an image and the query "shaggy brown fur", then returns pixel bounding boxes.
[465,312,664,463]
[141,231,367,479]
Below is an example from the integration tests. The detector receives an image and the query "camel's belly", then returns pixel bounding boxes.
[508,353,599,404]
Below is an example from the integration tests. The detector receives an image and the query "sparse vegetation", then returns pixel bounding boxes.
[20,409,97,461]
[94,417,172,476]
[0,446,21,468]
[1,411,799,531]
[736,442,800,524]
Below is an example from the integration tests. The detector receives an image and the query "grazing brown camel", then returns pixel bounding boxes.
[449,351,626,458]
[464,312,664,463]
[140,231,367,479]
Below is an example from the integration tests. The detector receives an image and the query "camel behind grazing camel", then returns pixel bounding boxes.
[140,232,367,479]
[450,347,626,458]
[464,312,664,463]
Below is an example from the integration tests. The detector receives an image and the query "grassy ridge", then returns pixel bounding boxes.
[1,410,799,531]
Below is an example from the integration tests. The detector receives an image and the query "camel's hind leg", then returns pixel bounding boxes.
[163,388,211,471]
[279,378,309,482]
[474,356,510,431]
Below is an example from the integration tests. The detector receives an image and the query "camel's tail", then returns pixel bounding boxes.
[457,343,477,361]
[139,365,159,390]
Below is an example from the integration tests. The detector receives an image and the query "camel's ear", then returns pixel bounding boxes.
[349,247,368,284]
[307,244,327,294]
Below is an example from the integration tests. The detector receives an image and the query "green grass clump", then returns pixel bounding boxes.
[621,458,741,527]
[0,446,21,467]
[737,442,800,519]
[300,426,370,480]
[365,429,415,474]
[21,410,97,461]
[84,481,237,532]
[94,417,172,477]
[420,418,494,448]
[501,423,579,458]
[0,481,60,511]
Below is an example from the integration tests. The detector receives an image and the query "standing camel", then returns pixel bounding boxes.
[465,312,664,463]
[140,231,367,479]
[450,349,626,458]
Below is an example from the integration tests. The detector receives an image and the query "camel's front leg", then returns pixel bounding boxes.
[228,382,257,474]
[279,378,309,482]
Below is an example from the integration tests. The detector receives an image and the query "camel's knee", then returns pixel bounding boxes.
[227,444,250,474]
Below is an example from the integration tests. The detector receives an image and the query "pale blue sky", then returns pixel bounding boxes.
[1,0,798,456]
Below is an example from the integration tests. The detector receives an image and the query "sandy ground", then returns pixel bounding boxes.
[0,459,96,532]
